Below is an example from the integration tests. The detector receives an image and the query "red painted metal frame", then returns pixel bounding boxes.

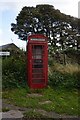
[27,34,48,89]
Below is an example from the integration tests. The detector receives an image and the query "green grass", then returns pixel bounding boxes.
[2,86,79,116]
[2,107,10,112]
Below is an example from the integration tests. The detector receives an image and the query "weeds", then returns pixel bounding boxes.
[2,56,26,89]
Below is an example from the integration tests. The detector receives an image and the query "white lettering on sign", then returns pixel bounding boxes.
[0,52,10,56]
[31,38,45,41]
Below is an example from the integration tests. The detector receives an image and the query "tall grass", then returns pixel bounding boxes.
[52,63,80,74]
[48,63,80,88]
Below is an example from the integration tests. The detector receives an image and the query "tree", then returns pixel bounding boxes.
[11,4,80,64]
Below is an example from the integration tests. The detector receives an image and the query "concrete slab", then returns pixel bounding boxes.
[2,110,23,119]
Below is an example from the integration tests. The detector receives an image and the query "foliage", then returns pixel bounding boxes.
[48,63,80,88]
[11,4,80,55]
[2,55,26,89]
[65,49,80,64]
[48,71,78,88]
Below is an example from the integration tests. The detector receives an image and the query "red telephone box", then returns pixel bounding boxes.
[27,34,48,89]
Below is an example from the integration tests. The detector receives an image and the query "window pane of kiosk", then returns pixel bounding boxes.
[33,55,42,59]
[33,64,43,68]
[32,46,44,59]
[32,46,43,54]
[32,74,44,78]
[32,68,43,73]
[32,59,43,64]
[32,79,45,83]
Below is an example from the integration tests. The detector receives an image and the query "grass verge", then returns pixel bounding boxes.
[2,86,79,116]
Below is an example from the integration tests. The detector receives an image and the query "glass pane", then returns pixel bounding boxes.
[32,64,43,68]
[32,74,44,78]
[32,45,44,59]
[33,59,43,64]
[33,55,42,59]
[32,45,43,54]
[32,79,45,83]
[32,69,43,73]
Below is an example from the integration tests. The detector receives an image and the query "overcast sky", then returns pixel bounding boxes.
[0,0,80,50]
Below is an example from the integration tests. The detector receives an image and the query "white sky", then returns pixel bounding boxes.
[0,0,80,50]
